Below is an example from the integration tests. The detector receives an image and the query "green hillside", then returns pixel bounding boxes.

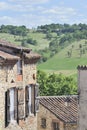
[1,24,87,77]
[38,40,87,75]
[0,32,49,50]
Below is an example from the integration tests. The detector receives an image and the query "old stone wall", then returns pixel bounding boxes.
[37,104,77,130]
[0,61,37,130]
[37,104,64,130]
[23,63,36,85]
[65,124,77,130]
[5,115,37,130]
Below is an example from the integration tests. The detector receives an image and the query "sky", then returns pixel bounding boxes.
[0,0,87,28]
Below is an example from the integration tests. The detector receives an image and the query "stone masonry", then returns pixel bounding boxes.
[0,40,40,130]
[37,97,77,130]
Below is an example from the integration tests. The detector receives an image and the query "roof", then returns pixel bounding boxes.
[0,51,19,65]
[0,51,19,60]
[0,39,41,62]
[24,51,41,60]
[39,95,78,124]
[0,39,31,52]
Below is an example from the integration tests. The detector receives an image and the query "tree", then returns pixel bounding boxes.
[37,70,77,96]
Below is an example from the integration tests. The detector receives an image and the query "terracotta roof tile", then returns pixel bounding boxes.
[39,95,78,124]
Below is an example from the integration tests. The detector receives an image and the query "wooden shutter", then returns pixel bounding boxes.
[18,88,24,120]
[5,90,10,127]
[31,85,35,114]
[35,84,39,114]
[14,88,18,122]
[25,86,29,117]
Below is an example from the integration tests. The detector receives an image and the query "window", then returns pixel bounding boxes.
[25,85,35,116]
[5,88,18,127]
[10,88,15,121]
[5,84,39,127]
[5,87,24,127]
[17,59,22,75]
[25,84,39,117]
[53,122,59,130]
[41,118,46,128]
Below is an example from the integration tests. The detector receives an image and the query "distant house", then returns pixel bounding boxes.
[37,96,78,130]
[0,40,40,130]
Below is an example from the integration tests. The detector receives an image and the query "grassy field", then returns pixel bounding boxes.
[0,32,87,77]
[0,32,50,50]
[38,40,87,76]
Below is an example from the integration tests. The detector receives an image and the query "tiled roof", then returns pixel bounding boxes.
[39,95,78,124]
[0,51,19,60]
[0,39,31,52]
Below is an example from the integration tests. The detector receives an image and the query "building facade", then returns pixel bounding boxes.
[37,96,78,130]
[0,40,40,130]
[77,65,87,130]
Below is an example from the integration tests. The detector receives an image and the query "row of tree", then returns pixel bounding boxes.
[37,70,77,96]
[0,25,28,36]
[37,23,87,34]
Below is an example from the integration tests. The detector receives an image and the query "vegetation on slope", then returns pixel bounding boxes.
[37,70,77,96]
[1,24,87,76]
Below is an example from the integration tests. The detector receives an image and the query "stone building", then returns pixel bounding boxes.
[0,40,40,130]
[37,96,78,130]
[77,65,87,130]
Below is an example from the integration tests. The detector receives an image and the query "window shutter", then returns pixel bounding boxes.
[5,90,10,127]
[14,88,18,122]
[25,86,29,117]
[31,85,35,114]
[17,60,22,75]
[35,84,39,114]
[18,88,24,120]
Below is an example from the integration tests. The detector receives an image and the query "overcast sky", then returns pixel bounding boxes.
[0,0,87,28]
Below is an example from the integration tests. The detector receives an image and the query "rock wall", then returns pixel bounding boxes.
[0,61,37,130]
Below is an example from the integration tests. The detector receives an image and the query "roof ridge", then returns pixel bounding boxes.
[39,95,78,98]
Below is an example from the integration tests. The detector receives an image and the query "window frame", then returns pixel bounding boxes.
[41,118,46,128]
[52,122,59,130]
[9,88,15,122]
[17,59,22,75]
[5,87,18,127]
[25,85,35,116]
